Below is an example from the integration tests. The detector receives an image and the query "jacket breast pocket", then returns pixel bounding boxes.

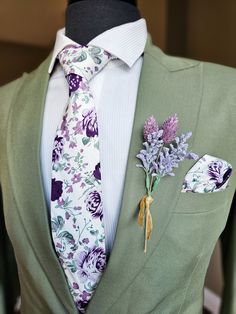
[173,185,234,214]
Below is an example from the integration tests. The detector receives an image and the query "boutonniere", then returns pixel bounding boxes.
[136,114,199,253]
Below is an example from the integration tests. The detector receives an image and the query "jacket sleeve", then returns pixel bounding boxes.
[0,185,20,314]
[220,191,236,314]
[0,79,23,314]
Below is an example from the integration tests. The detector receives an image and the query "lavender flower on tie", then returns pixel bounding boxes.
[136,114,198,253]
[82,108,98,137]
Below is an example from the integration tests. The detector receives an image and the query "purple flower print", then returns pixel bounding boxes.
[82,108,98,137]
[81,290,91,300]
[51,179,63,201]
[76,299,89,313]
[86,190,103,220]
[52,136,64,163]
[65,212,71,220]
[73,282,79,289]
[72,103,81,114]
[80,81,89,92]
[76,247,106,284]
[222,168,233,187]
[67,73,83,95]
[60,112,70,142]
[76,290,91,312]
[66,185,73,193]
[56,243,63,249]
[73,120,83,135]
[80,182,86,189]
[72,173,82,184]
[57,198,65,207]
[208,161,232,189]
[82,238,89,244]
[68,252,74,260]
[74,206,82,211]
[69,141,77,149]
[93,163,101,180]
[61,112,68,132]
[51,46,110,313]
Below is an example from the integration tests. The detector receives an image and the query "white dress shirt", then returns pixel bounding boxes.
[41,18,147,255]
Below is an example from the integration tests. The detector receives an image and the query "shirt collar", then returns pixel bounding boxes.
[48,18,147,74]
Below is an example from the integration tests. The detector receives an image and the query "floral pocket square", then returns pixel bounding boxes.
[182,154,233,193]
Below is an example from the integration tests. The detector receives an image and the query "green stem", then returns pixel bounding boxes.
[145,171,151,196]
[149,175,154,196]
[152,174,161,193]
[149,144,164,193]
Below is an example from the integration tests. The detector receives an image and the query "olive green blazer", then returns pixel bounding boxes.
[0,34,236,314]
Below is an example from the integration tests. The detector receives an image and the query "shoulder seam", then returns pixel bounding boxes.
[145,48,201,72]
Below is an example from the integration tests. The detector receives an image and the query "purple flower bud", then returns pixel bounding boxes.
[161,114,179,144]
[143,115,158,141]
[73,282,79,290]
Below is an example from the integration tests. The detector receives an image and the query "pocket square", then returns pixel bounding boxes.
[181,154,232,193]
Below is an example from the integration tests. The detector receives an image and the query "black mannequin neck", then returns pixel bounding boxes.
[65,0,141,45]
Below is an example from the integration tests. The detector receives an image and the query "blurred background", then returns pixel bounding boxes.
[1,0,236,86]
[0,0,236,313]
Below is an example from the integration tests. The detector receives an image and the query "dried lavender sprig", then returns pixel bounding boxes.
[161,114,179,144]
[157,132,198,177]
[136,130,163,174]
[136,115,199,194]
[143,115,158,141]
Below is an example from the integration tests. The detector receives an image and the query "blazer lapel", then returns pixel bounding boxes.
[7,55,78,313]
[86,35,202,313]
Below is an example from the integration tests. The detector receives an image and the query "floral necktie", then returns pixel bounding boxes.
[50,44,114,313]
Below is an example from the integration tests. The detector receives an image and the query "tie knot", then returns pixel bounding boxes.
[58,44,115,91]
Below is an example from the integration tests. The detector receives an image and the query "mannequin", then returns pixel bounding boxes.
[66,0,140,44]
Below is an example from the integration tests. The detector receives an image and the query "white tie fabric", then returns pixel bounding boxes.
[41,20,147,256]
[50,44,115,313]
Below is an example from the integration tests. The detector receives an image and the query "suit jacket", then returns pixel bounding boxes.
[0,33,236,314]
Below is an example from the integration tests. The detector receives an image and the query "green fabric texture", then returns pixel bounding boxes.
[0,33,236,313]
